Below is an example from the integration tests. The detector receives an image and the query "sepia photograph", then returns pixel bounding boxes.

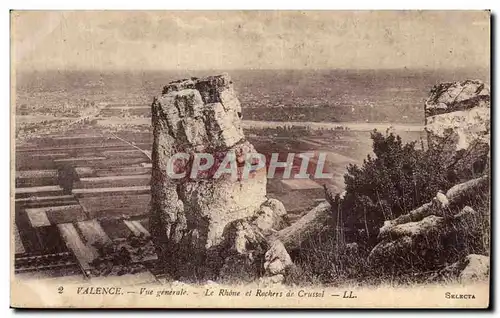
[10,10,491,308]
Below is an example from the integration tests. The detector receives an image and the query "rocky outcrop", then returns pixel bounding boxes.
[425,80,490,118]
[366,80,491,281]
[272,201,332,251]
[215,199,291,284]
[369,175,490,275]
[378,175,489,237]
[425,80,490,178]
[150,74,291,282]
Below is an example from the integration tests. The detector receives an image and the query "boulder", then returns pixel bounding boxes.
[369,202,487,273]
[430,254,490,283]
[264,240,293,276]
[216,198,291,283]
[457,254,490,282]
[272,201,332,251]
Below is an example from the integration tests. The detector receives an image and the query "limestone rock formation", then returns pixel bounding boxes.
[378,175,489,238]
[425,80,491,181]
[150,73,291,282]
[425,80,490,118]
[429,254,490,283]
[369,175,489,274]
[216,201,290,283]
[369,205,484,273]
[424,80,490,175]
[272,201,332,251]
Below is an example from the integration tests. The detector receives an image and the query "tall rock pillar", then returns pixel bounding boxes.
[150,74,289,282]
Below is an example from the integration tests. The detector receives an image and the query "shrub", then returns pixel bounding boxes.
[334,130,457,247]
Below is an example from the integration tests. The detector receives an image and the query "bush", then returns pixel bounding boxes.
[333,130,457,247]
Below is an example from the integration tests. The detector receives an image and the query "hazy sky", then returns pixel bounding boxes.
[12,10,490,71]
